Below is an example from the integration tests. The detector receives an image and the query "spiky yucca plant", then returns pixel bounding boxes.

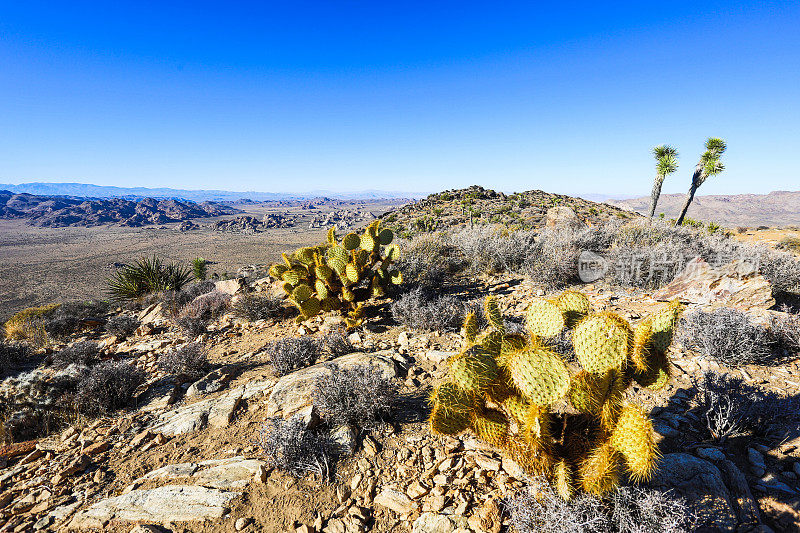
[648,145,679,219]
[428,292,683,499]
[675,137,726,226]
[107,256,193,301]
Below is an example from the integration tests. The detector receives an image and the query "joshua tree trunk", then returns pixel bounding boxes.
[675,165,703,226]
[648,174,664,219]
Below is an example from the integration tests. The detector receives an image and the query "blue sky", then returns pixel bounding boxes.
[1,1,798,195]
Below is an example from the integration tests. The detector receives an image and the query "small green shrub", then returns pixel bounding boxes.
[313,364,398,430]
[105,315,140,339]
[192,257,208,280]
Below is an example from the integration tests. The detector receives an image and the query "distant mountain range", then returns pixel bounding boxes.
[608,190,800,227]
[0,190,239,228]
[0,182,427,202]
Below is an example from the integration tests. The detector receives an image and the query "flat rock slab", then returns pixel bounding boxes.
[648,453,738,531]
[266,351,400,419]
[137,456,266,489]
[67,485,238,529]
[151,378,274,436]
[653,258,774,311]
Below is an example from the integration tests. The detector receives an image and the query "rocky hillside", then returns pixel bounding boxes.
[0,191,239,227]
[382,185,639,235]
[609,191,800,227]
[2,204,800,532]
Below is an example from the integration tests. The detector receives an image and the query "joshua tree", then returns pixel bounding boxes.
[648,145,678,219]
[675,138,726,226]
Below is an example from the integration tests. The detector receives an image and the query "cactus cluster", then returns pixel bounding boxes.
[428,292,683,499]
[268,221,402,327]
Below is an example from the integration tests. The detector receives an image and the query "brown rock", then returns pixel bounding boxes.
[83,441,111,456]
[131,429,154,447]
[545,206,585,229]
[374,489,417,515]
[0,440,37,461]
[653,258,774,311]
[52,454,91,485]
[468,497,502,533]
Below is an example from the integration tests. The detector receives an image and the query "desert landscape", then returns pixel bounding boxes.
[3,3,800,533]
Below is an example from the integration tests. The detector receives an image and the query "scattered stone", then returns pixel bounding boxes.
[235,517,252,530]
[412,512,454,533]
[374,489,417,515]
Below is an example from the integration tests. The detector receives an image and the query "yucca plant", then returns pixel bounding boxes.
[648,145,678,219]
[192,257,208,281]
[107,256,193,301]
[675,138,726,226]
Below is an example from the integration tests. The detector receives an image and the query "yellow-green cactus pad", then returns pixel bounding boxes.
[471,409,509,447]
[526,298,566,338]
[429,405,470,436]
[449,346,500,394]
[484,296,505,333]
[291,283,313,303]
[610,404,659,482]
[342,233,361,250]
[505,344,570,406]
[650,300,684,353]
[378,228,394,245]
[572,313,632,374]
[555,290,591,328]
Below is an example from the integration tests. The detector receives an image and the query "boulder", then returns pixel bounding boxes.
[68,485,238,528]
[647,453,738,531]
[545,206,585,229]
[266,351,400,420]
[214,278,246,295]
[653,258,774,311]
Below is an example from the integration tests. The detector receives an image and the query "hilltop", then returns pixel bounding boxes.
[608,191,800,227]
[382,185,639,235]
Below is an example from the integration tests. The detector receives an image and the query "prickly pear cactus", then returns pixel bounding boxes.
[428,292,684,499]
[268,221,402,327]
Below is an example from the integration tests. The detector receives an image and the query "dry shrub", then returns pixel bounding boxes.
[268,337,320,376]
[258,415,337,480]
[506,477,693,533]
[677,307,776,366]
[691,371,800,442]
[313,364,398,430]
[231,294,284,321]
[52,341,101,369]
[391,287,466,332]
[105,314,140,339]
[158,342,209,380]
[76,360,146,415]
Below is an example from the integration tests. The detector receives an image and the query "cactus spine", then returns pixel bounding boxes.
[268,220,401,327]
[428,291,682,499]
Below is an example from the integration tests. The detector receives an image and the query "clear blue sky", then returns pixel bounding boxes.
[1,1,798,195]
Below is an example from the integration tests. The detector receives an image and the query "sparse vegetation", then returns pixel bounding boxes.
[176,290,231,336]
[52,341,101,369]
[268,336,320,376]
[107,256,194,301]
[506,478,693,533]
[678,307,775,366]
[158,342,209,380]
[76,360,146,415]
[231,294,285,321]
[258,415,337,480]
[391,287,466,332]
[318,328,354,356]
[161,280,217,318]
[105,314,140,339]
[778,236,800,253]
[313,364,398,430]
[4,304,60,342]
[0,340,30,376]
[691,371,800,442]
